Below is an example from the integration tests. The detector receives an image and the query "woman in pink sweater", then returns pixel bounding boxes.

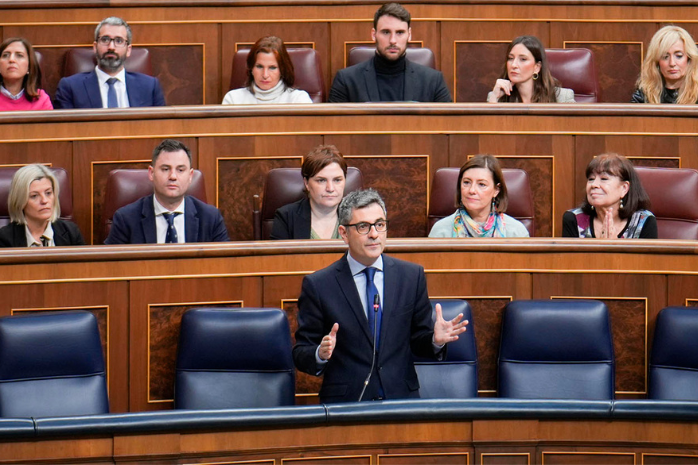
[0,38,52,111]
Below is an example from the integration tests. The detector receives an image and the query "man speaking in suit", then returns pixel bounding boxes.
[104,139,229,244]
[55,17,166,109]
[293,189,467,403]
[329,3,452,103]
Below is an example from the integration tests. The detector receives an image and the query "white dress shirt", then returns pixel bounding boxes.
[316,253,384,365]
[95,66,130,108]
[153,197,185,243]
[25,223,54,247]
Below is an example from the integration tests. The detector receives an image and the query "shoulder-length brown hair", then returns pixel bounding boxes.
[246,36,295,90]
[637,26,698,104]
[456,154,508,214]
[498,35,558,103]
[0,38,42,101]
[581,153,651,219]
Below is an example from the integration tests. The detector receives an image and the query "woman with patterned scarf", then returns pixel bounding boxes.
[562,153,657,239]
[429,154,529,238]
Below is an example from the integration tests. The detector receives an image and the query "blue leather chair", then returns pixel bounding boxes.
[414,299,478,398]
[649,306,698,400]
[0,311,109,417]
[175,308,295,409]
[498,300,614,400]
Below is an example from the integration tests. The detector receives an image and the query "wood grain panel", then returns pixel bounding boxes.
[131,23,219,106]
[378,453,468,464]
[148,302,242,402]
[217,157,301,242]
[149,45,204,105]
[541,452,635,465]
[549,21,651,103]
[453,41,508,103]
[567,42,642,103]
[0,281,129,412]
[643,453,698,465]
[347,155,428,237]
[481,453,530,465]
[534,273,667,396]
[281,457,370,465]
[199,135,321,241]
[130,277,261,411]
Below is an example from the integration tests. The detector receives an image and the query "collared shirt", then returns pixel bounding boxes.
[25,223,54,247]
[0,85,24,100]
[95,66,129,108]
[316,253,384,366]
[153,197,185,243]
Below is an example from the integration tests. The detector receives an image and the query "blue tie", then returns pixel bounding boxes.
[364,267,382,349]
[163,212,180,243]
[107,78,118,108]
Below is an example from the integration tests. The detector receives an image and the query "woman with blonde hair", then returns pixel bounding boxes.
[632,26,698,104]
[0,164,84,247]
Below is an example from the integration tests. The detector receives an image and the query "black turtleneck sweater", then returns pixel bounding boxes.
[374,53,407,101]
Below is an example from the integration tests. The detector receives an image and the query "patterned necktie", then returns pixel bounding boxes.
[162,212,181,243]
[106,78,118,108]
[41,236,49,247]
[363,267,382,349]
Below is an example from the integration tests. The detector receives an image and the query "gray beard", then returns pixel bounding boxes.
[98,55,124,73]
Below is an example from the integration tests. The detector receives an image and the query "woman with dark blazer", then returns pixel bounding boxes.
[271,145,347,240]
[0,164,85,247]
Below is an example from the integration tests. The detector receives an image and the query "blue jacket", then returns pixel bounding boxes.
[293,254,441,403]
[104,195,229,244]
[54,70,165,109]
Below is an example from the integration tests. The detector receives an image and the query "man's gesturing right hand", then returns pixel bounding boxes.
[318,323,339,361]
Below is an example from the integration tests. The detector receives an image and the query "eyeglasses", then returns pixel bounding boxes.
[97,36,129,47]
[343,220,389,235]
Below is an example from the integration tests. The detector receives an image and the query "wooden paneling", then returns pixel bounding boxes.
[533,273,666,396]
[129,276,260,411]
[0,107,697,242]
[0,239,694,413]
[0,281,129,412]
[6,3,698,102]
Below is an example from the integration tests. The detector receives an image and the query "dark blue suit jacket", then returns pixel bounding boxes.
[293,254,440,403]
[329,56,452,103]
[104,194,229,244]
[54,70,165,109]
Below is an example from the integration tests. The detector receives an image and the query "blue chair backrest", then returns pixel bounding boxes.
[175,308,295,409]
[649,306,698,400]
[414,299,478,398]
[0,311,109,417]
[498,299,614,400]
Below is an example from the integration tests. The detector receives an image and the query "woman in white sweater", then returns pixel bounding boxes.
[222,36,312,105]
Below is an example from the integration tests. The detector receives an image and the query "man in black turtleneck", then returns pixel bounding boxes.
[329,3,452,103]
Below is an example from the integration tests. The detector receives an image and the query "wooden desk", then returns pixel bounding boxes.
[0,238,695,412]
[0,104,696,243]
[3,0,698,105]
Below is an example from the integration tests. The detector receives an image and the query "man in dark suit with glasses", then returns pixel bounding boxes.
[293,188,467,403]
